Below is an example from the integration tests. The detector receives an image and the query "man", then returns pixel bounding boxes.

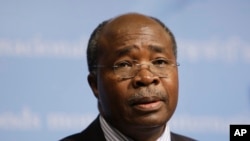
[60,13,195,141]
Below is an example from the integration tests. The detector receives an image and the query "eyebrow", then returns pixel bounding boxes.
[148,45,165,53]
[116,45,139,57]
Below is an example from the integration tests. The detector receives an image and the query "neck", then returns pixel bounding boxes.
[101,115,167,141]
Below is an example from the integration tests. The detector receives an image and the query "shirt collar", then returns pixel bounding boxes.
[99,115,171,141]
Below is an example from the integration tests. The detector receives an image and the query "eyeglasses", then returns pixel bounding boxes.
[93,58,179,79]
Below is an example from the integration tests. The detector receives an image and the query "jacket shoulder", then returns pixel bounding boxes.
[59,117,106,141]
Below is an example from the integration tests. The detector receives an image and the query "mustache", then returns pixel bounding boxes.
[127,86,168,105]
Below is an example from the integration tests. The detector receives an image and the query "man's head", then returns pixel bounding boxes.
[87,13,179,138]
[87,14,177,73]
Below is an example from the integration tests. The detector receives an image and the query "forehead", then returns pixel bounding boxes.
[97,14,173,58]
[101,14,169,40]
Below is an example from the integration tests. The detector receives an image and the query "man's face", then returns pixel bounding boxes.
[89,14,178,131]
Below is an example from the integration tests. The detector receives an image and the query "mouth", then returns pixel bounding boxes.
[129,96,164,112]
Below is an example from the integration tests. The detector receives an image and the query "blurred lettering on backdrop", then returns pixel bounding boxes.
[0,0,250,141]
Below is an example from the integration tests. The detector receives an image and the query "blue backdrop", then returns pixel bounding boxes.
[0,0,250,141]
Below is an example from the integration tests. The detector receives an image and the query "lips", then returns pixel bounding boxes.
[129,96,164,112]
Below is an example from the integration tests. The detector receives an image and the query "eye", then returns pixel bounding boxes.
[152,58,170,67]
[114,61,133,69]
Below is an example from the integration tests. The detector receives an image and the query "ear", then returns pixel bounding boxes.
[87,73,99,99]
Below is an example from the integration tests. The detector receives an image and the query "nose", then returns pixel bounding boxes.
[132,68,160,88]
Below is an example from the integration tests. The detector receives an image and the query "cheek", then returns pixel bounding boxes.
[164,72,179,107]
[97,74,131,116]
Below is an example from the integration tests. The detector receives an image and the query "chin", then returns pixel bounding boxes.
[131,114,169,128]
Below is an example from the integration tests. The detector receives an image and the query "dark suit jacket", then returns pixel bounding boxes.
[60,116,196,141]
